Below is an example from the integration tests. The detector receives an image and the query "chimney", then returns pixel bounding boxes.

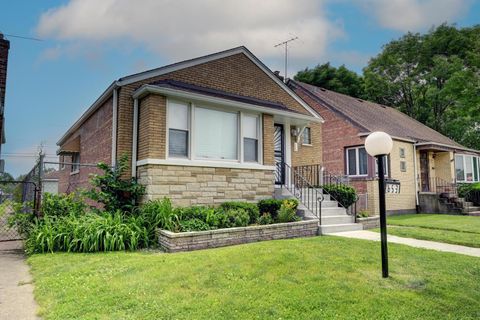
[0,33,9,154]
[273,70,284,82]
[0,33,9,116]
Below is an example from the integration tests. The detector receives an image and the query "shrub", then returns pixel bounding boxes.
[85,154,145,213]
[179,218,210,232]
[458,183,480,199]
[257,213,273,225]
[322,184,357,208]
[219,201,259,224]
[223,208,250,228]
[276,201,300,223]
[139,198,178,243]
[8,202,36,237]
[175,206,215,222]
[257,199,284,218]
[24,211,148,254]
[41,192,86,217]
[357,210,369,218]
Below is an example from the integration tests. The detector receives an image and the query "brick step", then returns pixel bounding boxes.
[320,215,355,225]
[463,206,480,213]
[468,211,480,216]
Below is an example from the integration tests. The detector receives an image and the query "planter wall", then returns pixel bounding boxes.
[157,220,319,252]
[357,216,380,229]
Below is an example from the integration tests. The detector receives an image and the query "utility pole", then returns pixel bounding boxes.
[274,36,298,82]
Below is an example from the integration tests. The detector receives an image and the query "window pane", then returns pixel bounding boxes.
[474,157,479,182]
[465,156,473,182]
[375,156,389,177]
[168,101,189,130]
[359,147,368,175]
[455,155,465,181]
[347,149,357,175]
[303,127,311,144]
[244,138,258,162]
[169,129,188,157]
[243,115,258,139]
[195,107,238,160]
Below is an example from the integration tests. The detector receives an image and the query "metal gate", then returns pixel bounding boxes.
[0,180,39,242]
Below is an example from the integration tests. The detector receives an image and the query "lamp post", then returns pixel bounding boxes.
[365,131,393,278]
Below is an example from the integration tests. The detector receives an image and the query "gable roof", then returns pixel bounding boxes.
[57,46,322,146]
[289,80,474,151]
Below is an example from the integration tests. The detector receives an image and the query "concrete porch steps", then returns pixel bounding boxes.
[274,185,361,233]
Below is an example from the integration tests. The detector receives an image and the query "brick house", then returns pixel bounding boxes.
[289,80,480,215]
[57,47,324,206]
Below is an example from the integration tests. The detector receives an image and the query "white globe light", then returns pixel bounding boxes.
[365,131,393,156]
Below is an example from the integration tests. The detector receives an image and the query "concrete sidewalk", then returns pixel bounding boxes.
[0,241,39,320]
[331,230,480,257]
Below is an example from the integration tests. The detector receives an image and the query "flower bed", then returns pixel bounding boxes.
[157,219,319,252]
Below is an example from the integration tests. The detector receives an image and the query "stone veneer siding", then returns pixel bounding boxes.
[157,220,319,252]
[137,164,275,207]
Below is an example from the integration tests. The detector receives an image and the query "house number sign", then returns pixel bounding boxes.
[385,179,401,194]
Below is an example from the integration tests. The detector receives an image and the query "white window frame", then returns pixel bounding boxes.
[71,153,80,174]
[346,146,368,177]
[375,156,389,178]
[60,155,65,170]
[302,127,312,146]
[166,98,263,165]
[167,100,190,159]
[456,154,480,183]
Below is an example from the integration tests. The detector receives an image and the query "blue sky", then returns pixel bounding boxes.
[1,0,479,177]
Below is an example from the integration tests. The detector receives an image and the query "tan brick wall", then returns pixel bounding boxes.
[137,165,275,207]
[291,122,322,167]
[367,141,417,215]
[431,151,454,183]
[262,114,274,166]
[117,53,311,174]
[137,95,166,160]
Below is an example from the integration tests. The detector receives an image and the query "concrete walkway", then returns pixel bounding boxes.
[0,241,39,320]
[331,230,480,258]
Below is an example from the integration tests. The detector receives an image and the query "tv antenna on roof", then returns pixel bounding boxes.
[274,36,298,82]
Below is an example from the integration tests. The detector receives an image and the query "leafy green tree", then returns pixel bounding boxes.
[363,24,480,149]
[295,63,366,98]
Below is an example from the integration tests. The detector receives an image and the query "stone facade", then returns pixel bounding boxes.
[158,220,319,252]
[137,164,275,207]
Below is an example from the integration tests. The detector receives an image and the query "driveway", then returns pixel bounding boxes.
[0,241,39,320]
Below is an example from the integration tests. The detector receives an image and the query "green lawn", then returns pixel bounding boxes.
[380,214,480,247]
[29,236,480,320]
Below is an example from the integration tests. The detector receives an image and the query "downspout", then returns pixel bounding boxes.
[111,86,119,166]
[131,98,139,178]
[413,143,419,212]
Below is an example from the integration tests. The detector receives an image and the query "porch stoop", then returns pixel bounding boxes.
[274,186,363,234]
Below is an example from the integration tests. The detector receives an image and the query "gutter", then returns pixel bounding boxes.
[414,141,480,154]
[57,81,120,146]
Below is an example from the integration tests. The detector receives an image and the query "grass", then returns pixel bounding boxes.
[377,214,480,248]
[28,236,480,320]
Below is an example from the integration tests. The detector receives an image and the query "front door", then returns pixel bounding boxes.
[420,151,430,192]
[274,124,285,184]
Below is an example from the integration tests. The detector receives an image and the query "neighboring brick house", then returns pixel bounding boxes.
[0,33,10,163]
[57,47,324,206]
[289,80,480,215]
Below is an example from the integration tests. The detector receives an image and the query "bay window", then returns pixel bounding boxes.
[167,99,261,163]
[346,146,368,176]
[456,154,480,182]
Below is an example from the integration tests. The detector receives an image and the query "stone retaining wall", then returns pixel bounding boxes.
[358,216,380,229]
[158,220,319,252]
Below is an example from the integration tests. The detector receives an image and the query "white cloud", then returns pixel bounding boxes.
[36,0,344,74]
[359,0,471,32]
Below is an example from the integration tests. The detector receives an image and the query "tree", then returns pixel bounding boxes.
[294,63,366,98]
[363,24,480,149]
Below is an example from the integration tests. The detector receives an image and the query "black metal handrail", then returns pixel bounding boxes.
[279,162,324,224]
[427,177,457,195]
